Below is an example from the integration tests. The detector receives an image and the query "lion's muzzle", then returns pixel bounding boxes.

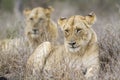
[32,29,39,34]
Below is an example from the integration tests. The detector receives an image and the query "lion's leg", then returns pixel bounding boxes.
[25,41,52,80]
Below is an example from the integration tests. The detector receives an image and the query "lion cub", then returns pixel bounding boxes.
[0,7,58,52]
[26,12,99,80]
[23,7,58,49]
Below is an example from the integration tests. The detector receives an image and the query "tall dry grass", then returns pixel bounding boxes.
[98,23,120,80]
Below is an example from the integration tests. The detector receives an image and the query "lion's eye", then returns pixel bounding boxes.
[30,17,33,21]
[64,29,69,35]
[76,29,82,33]
[65,29,69,33]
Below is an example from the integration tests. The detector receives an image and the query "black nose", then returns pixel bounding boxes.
[69,42,76,46]
[33,29,38,33]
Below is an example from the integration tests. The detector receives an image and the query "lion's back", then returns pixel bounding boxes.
[0,38,27,52]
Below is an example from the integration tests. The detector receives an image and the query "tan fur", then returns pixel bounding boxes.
[26,12,99,80]
[25,42,53,80]
[24,7,58,49]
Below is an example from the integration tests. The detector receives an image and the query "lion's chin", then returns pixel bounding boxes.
[31,34,39,39]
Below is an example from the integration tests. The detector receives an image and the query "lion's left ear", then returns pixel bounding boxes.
[44,6,54,17]
[85,12,96,25]
[23,8,31,17]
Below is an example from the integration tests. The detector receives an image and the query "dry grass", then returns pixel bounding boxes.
[0,39,33,80]
[0,12,120,80]
[98,24,120,80]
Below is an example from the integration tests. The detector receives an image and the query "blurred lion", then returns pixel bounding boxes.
[25,12,99,80]
[0,7,58,51]
[23,7,58,48]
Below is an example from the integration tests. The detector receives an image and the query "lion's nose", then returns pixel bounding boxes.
[32,29,38,33]
[69,41,76,46]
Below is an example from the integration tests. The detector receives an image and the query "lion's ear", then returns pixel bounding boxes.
[44,6,54,17]
[23,8,31,17]
[58,17,67,28]
[85,12,96,25]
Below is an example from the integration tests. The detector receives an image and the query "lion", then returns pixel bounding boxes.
[23,7,58,49]
[25,12,99,80]
[0,7,58,52]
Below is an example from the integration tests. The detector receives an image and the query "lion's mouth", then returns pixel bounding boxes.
[67,46,80,53]
[29,30,39,38]
[32,32,39,35]
[68,44,80,48]
[67,44,80,51]
[70,46,77,48]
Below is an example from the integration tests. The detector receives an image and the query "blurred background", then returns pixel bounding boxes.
[0,0,120,39]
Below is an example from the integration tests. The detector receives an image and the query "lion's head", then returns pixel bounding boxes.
[23,7,54,41]
[58,12,97,53]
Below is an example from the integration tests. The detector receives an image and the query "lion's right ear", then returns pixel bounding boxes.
[58,17,67,28]
[44,6,54,17]
[85,12,96,25]
[23,8,31,17]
